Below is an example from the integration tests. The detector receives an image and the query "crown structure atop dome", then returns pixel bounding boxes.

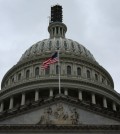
[50,5,63,23]
[48,5,67,38]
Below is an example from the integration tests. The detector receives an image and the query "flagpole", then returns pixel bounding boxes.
[58,50,61,94]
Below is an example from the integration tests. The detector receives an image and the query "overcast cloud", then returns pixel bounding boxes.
[0,0,120,93]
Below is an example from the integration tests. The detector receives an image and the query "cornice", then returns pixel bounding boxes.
[0,124,120,132]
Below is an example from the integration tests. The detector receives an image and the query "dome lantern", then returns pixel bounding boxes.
[48,5,67,38]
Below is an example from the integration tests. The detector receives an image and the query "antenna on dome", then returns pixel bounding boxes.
[50,4,63,23]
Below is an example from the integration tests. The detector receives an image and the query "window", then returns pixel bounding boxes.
[56,65,59,74]
[26,70,30,79]
[11,77,14,83]
[18,73,21,81]
[6,80,8,86]
[45,66,50,75]
[102,77,105,83]
[87,70,90,78]
[67,65,71,75]
[77,67,81,76]
[95,73,98,81]
[35,67,39,77]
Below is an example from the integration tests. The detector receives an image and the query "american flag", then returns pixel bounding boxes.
[41,52,58,69]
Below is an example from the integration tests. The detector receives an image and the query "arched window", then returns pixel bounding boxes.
[87,70,90,78]
[35,67,39,77]
[67,65,71,75]
[77,67,81,76]
[102,77,105,83]
[18,73,21,81]
[95,73,98,81]
[26,69,30,79]
[45,66,50,75]
[11,77,14,83]
[56,65,59,74]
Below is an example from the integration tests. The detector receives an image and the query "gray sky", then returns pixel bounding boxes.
[0,0,120,93]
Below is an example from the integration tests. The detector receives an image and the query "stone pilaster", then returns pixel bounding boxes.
[103,97,107,108]
[9,96,14,109]
[0,102,4,112]
[112,102,117,111]
[21,93,26,106]
[78,90,82,101]
[64,88,68,96]
[92,93,96,104]
[35,90,39,101]
[50,88,53,97]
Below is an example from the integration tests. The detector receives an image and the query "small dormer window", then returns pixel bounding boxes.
[67,65,71,75]
[11,77,14,83]
[45,66,50,75]
[26,70,30,79]
[18,73,21,81]
[35,67,39,77]
[102,77,105,83]
[95,73,98,81]
[77,67,81,76]
[87,70,90,79]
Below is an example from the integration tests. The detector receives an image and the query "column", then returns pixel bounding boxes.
[103,97,107,108]
[21,93,25,106]
[58,27,60,36]
[14,74,17,82]
[55,27,57,36]
[9,96,14,109]
[64,88,68,96]
[92,93,96,104]
[112,102,117,111]
[78,90,82,101]
[35,90,39,101]
[62,29,64,37]
[50,88,53,97]
[0,102,4,112]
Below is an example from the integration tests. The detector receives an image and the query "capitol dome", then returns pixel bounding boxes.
[0,5,120,133]
[19,38,96,63]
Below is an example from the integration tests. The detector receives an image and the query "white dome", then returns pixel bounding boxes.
[19,38,96,63]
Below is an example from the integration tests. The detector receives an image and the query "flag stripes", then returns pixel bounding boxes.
[41,52,58,69]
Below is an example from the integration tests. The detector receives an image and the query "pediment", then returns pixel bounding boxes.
[0,96,120,125]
